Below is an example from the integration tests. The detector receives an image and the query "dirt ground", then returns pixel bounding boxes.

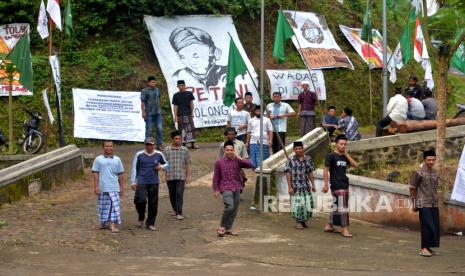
[1,144,465,275]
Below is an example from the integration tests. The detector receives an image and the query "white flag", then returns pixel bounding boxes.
[47,0,62,31]
[37,0,49,39]
[388,43,403,83]
[411,0,439,16]
[42,89,54,124]
[421,41,435,89]
[49,55,62,106]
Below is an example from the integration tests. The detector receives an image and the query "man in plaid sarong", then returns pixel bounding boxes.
[285,141,316,230]
[173,80,198,149]
[92,140,125,233]
[323,134,358,238]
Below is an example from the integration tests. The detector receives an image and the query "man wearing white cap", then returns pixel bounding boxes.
[297,81,318,137]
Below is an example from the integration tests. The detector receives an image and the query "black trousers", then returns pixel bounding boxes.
[376,116,392,137]
[419,207,440,249]
[167,180,185,215]
[134,184,159,226]
[272,132,286,154]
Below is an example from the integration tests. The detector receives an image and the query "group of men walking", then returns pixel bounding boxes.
[91,74,442,258]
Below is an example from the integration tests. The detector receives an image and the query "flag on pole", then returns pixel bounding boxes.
[42,89,55,124]
[413,16,424,63]
[224,37,248,107]
[399,10,416,65]
[49,55,62,105]
[64,0,73,36]
[411,0,439,16]
[361,0,373,43]
[8,33,33,92]
[388,43,404,83]
[273,10,295,64]
[47,0,62,31]
[37,0,49,39]
[451,35,465,74]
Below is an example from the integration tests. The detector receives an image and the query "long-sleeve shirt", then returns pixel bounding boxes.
[130,150,169,184]
[386,94,408,121]
[212,157,253,193]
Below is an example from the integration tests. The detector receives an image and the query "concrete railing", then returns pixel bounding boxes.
[0,145,84,204]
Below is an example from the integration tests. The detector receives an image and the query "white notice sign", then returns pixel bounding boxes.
[72,88,145,142]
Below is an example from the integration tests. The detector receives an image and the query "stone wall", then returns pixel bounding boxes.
[0,145,84,205]
[347,125,465,168]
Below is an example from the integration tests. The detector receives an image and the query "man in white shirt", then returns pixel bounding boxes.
[376,87,408,137]
[246,105,273,168]
[266,92,296,153]
[227,98,251,143]
[406,92,426,120]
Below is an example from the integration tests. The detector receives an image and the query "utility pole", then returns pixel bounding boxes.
[382,0,388,115]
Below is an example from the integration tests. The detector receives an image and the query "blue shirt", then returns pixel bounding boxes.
[321,114,339,127]
[141,87,161,115]
[92,155,124,193]
[130,150,169,185]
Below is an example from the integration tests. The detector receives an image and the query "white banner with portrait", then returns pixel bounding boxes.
[266,69,326,100]
[452,145,465,204]
[72,88,145,142]
[144,15,259,128]
[283,10,353,70]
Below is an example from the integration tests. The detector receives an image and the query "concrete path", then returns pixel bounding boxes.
[0,146,464,275]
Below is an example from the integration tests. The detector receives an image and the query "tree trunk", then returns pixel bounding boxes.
[435,56,449,191]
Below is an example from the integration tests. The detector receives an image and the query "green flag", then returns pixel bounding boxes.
[224,37,248,107]
[65,0,73,36]
[451,35,465,74]
[8,33,33,92]
[399,10,416,65]
[273,10,295,64]
[361,0,373,43]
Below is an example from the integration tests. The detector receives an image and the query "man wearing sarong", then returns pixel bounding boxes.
[323,134,358,238]
[285,141,316,230]
[92,140,125,233]
[172,80,198,149]
[297,81,318,137]
[409,149,440,257]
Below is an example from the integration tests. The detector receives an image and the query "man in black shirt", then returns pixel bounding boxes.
[406,75,425,100]
[172,80,198,149]
[323,134,358,238]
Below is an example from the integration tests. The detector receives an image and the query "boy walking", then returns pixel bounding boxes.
[213,141,254,237]
[164,131,192,220]
[285,141,316,230]
[323,134,358,238]
[130,137,169,230]
[409,150,440,257]
[92,140,125,233]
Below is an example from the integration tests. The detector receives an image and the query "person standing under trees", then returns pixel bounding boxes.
[376,87,408,137]
[266,91,296,153]
[212,140,254,237]
[409,150,440,257]
[141,76,164,150]
[285,141,316,230]
[297,81,318,137]
[227,98,250,144]
[164,131,192,221]
[130,137,169,231]
[323,134,358,238]
[92,140,125,234]
[172,80,198,149]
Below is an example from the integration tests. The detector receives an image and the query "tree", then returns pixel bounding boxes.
[421,0,465,193]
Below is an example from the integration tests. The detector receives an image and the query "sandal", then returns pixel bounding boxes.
[324,226,335,232]
[418,251,432,257]
[217,227,225,237]
[341,233,353,238]
[295,223,304,230]
[225,231,239,236]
